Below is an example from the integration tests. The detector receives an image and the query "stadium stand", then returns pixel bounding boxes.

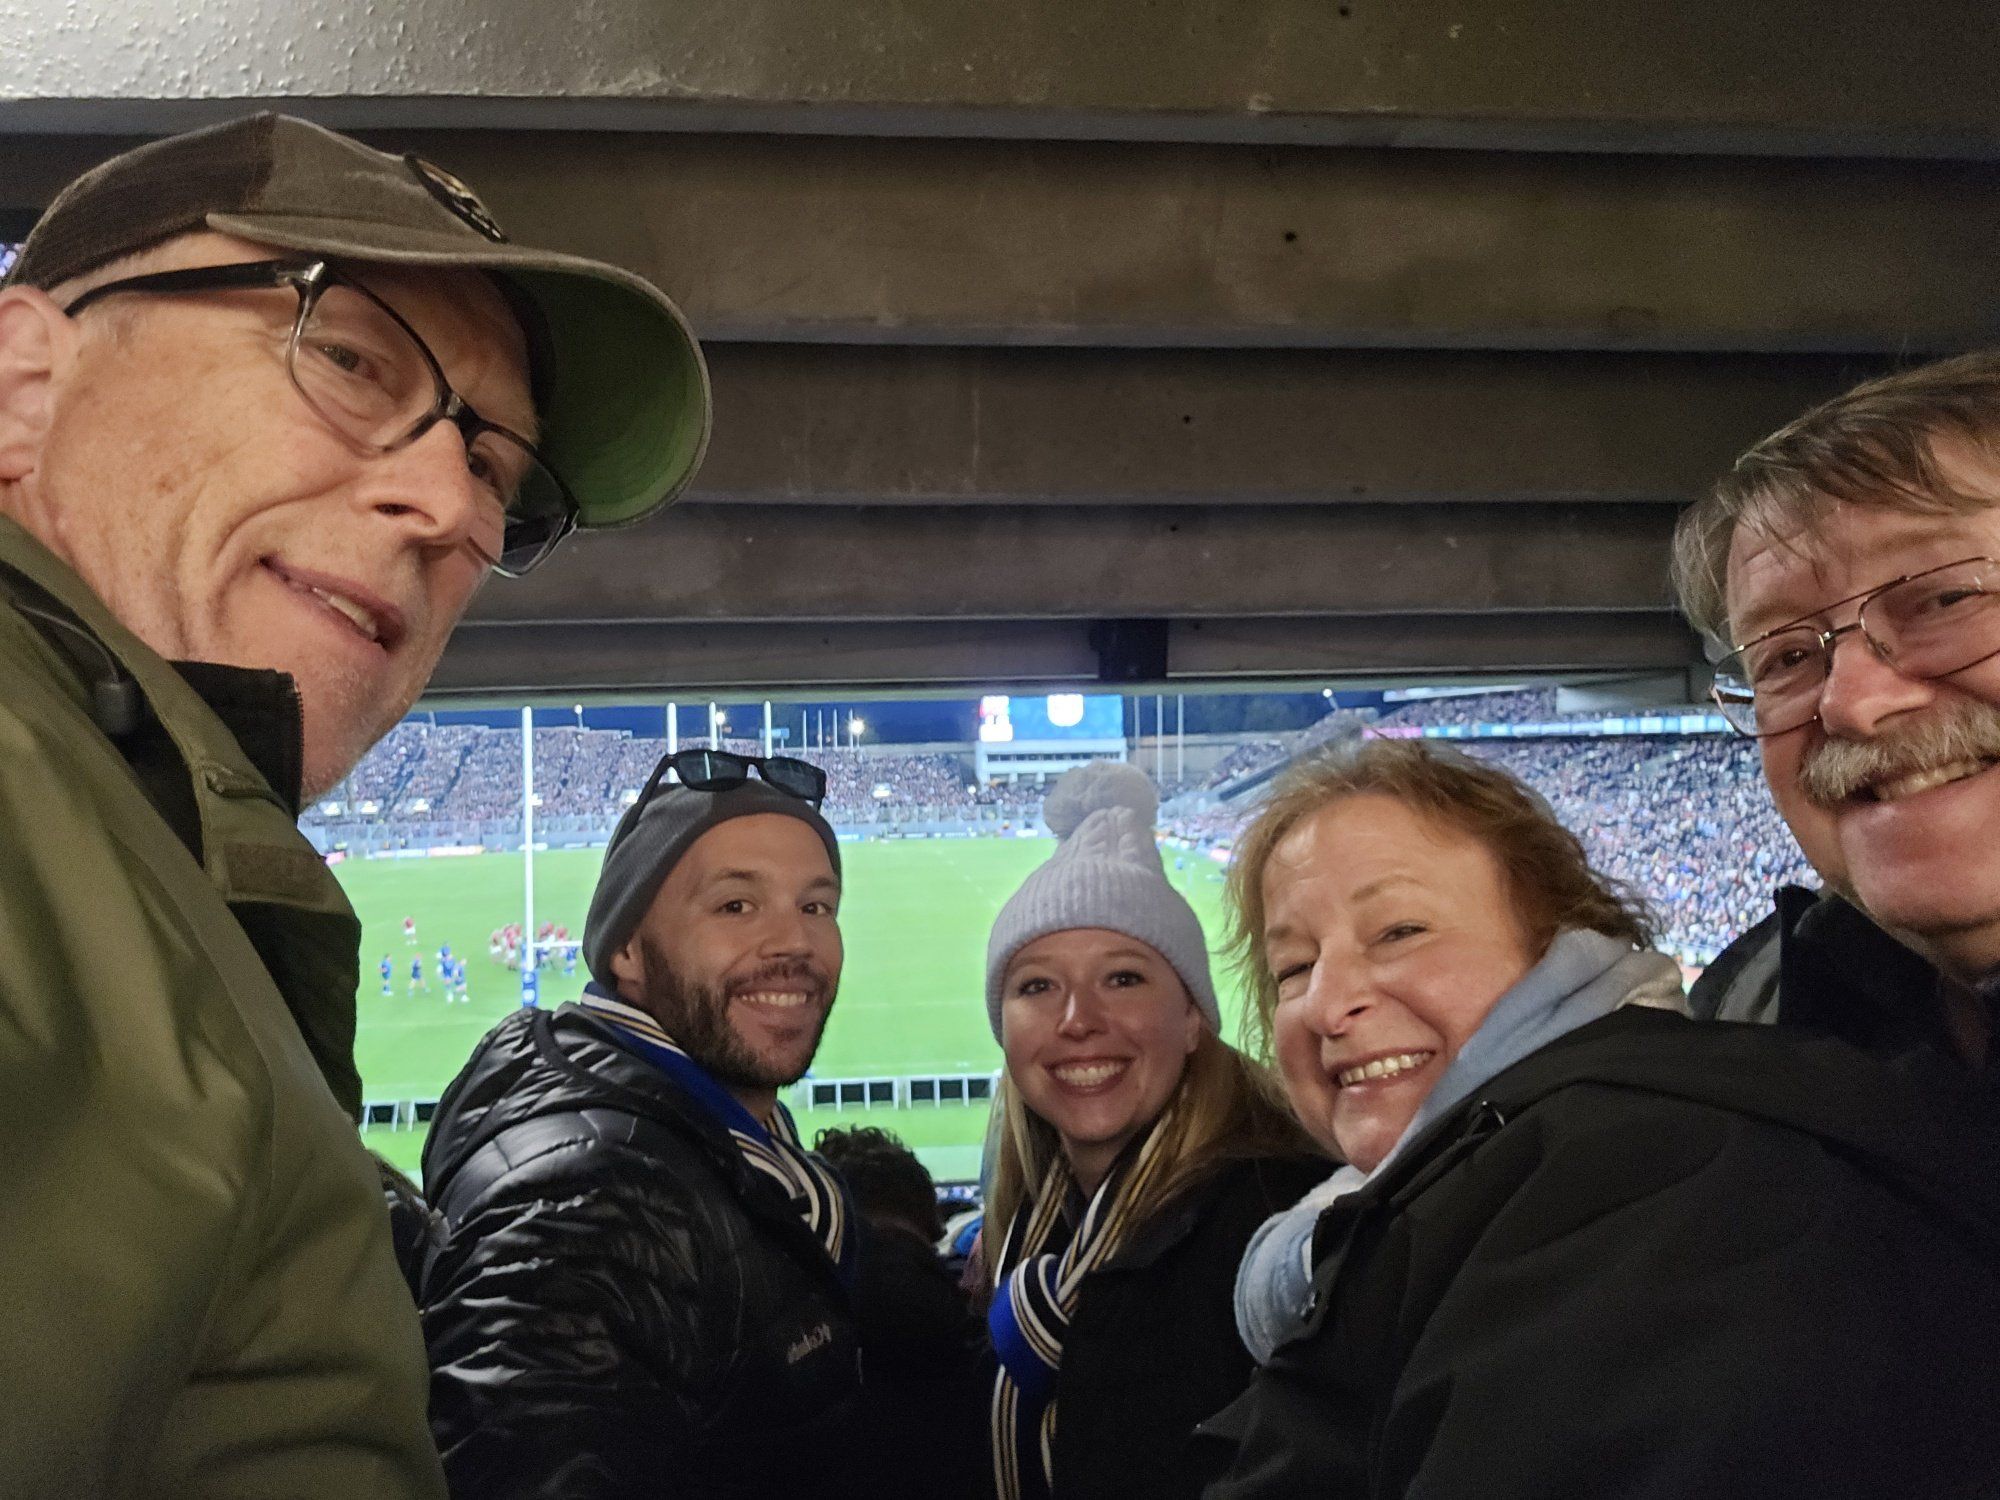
[1374,687,1564,727]
[311,729,999,843]
[315,691,1814,967]
[1159,692,1816,966]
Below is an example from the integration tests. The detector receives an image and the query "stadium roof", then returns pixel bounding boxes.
[8,0,1997,699]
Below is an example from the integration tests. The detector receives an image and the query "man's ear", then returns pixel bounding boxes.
[0,286,74,483]
[607,934,646,999]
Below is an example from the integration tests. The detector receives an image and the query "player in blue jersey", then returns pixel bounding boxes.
[379,956,393,997]
[408,956,427,995]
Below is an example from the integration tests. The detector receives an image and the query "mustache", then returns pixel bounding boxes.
[726,958,834,1002]
[1797,699,2000,807]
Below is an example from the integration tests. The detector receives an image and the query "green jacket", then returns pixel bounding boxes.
[0,518,445,1497]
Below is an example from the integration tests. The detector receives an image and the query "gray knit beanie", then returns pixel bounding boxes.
[984,761,1219,1040]
[583,779,841,987]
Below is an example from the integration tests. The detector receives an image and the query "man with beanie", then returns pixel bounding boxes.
[420,757,880,1499]
[0,115,706,1496]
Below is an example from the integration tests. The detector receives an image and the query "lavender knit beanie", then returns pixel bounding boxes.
[984,761,1219,1040]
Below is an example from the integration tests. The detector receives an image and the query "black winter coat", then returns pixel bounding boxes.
[1197,1007,2000,1500]
[1697,884,2000,1095]
[988,1152,1328,1500]
[420,1003,869,1500]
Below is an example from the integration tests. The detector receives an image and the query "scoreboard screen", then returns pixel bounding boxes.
[978,694,1123,743]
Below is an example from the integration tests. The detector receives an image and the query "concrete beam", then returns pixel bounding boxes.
[2,0,1997,157]
[469,501,1681,623]
[433,619,1100,694]
[1172,613,1700,679]
[430,611,1698,695]
[689,347,1870,505]
[12,132,1993,351]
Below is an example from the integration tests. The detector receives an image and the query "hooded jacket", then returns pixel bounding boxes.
[420,1001,871,1500]
[0,518,444,1496]
[1197,1006,2000,1499]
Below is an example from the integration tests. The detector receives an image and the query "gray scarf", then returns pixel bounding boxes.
[1234,929,1686,1364]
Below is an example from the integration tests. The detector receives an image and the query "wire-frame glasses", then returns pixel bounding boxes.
[1711,556,2000,736]
[64,258,576,575]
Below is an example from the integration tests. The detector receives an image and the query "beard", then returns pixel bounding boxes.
[1797,696,2000,808]
[633,933,837,1092]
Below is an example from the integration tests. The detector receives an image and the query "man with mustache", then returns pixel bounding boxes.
[420,757,876,1498]
[1204,367,2000,1500]
[1675,351,2000,1078]
[0,115,706,1495]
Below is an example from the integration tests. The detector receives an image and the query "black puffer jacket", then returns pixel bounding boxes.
[420,1003,868,1500]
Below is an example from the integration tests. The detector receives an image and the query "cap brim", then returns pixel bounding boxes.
[207,211,711,530]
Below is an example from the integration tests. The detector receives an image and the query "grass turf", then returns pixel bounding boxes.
[342,837,1250,1184]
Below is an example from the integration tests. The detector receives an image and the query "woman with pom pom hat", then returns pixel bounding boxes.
[981,762,1325,1500]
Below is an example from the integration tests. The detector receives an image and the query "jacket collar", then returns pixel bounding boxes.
[540,1003,856,1295]
[169,659,305,818]
[1773,885,1984,1074]
[0,516,365,1115]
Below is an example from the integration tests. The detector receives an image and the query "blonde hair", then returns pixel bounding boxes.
[1225,739,1653,1060]
[985,1023,1315,1244]
[1672,351,2000,643]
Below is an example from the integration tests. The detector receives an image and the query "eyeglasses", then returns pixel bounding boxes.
[1712,556,2000,737]
[633,748,829,810]
[62,259,576,576]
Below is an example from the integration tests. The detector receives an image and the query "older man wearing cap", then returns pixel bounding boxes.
[419,748,883,1499]
[0,115,707,1496]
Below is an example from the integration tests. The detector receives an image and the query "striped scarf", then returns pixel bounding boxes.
[577,986,853,1282]
[987,1112,1177,1500]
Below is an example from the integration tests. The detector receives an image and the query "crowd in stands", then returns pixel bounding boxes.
[1462,737,1814,964]
[1158,694,1814,965]
[317,725,983,825]
[819,751,971,814]
[1194,709,1369,792]
[969,779,1049,814]
[323,692,1812,965]
[1373,687,1563,727]
[1198,740,1287,789]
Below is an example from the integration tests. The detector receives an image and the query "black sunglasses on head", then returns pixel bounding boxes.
[634,748,828,809]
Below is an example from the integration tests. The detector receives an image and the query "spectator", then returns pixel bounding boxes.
[818,1126,989,1500]
[0,113,704,1495]
[1200,739,2000,1498]
[816,1124,948,1245]
[422,770,878,1498]
[983,763,1323,1500]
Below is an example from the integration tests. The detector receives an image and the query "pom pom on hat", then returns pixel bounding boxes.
[985,761,1218,1040]
[1042,760,1159,839]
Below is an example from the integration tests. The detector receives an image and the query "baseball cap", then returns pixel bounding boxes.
[5,112,710,533]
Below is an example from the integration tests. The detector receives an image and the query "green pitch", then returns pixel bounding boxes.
[342,837,1251,1185]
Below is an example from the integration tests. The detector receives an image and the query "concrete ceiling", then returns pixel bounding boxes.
[5,0,1996,697]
